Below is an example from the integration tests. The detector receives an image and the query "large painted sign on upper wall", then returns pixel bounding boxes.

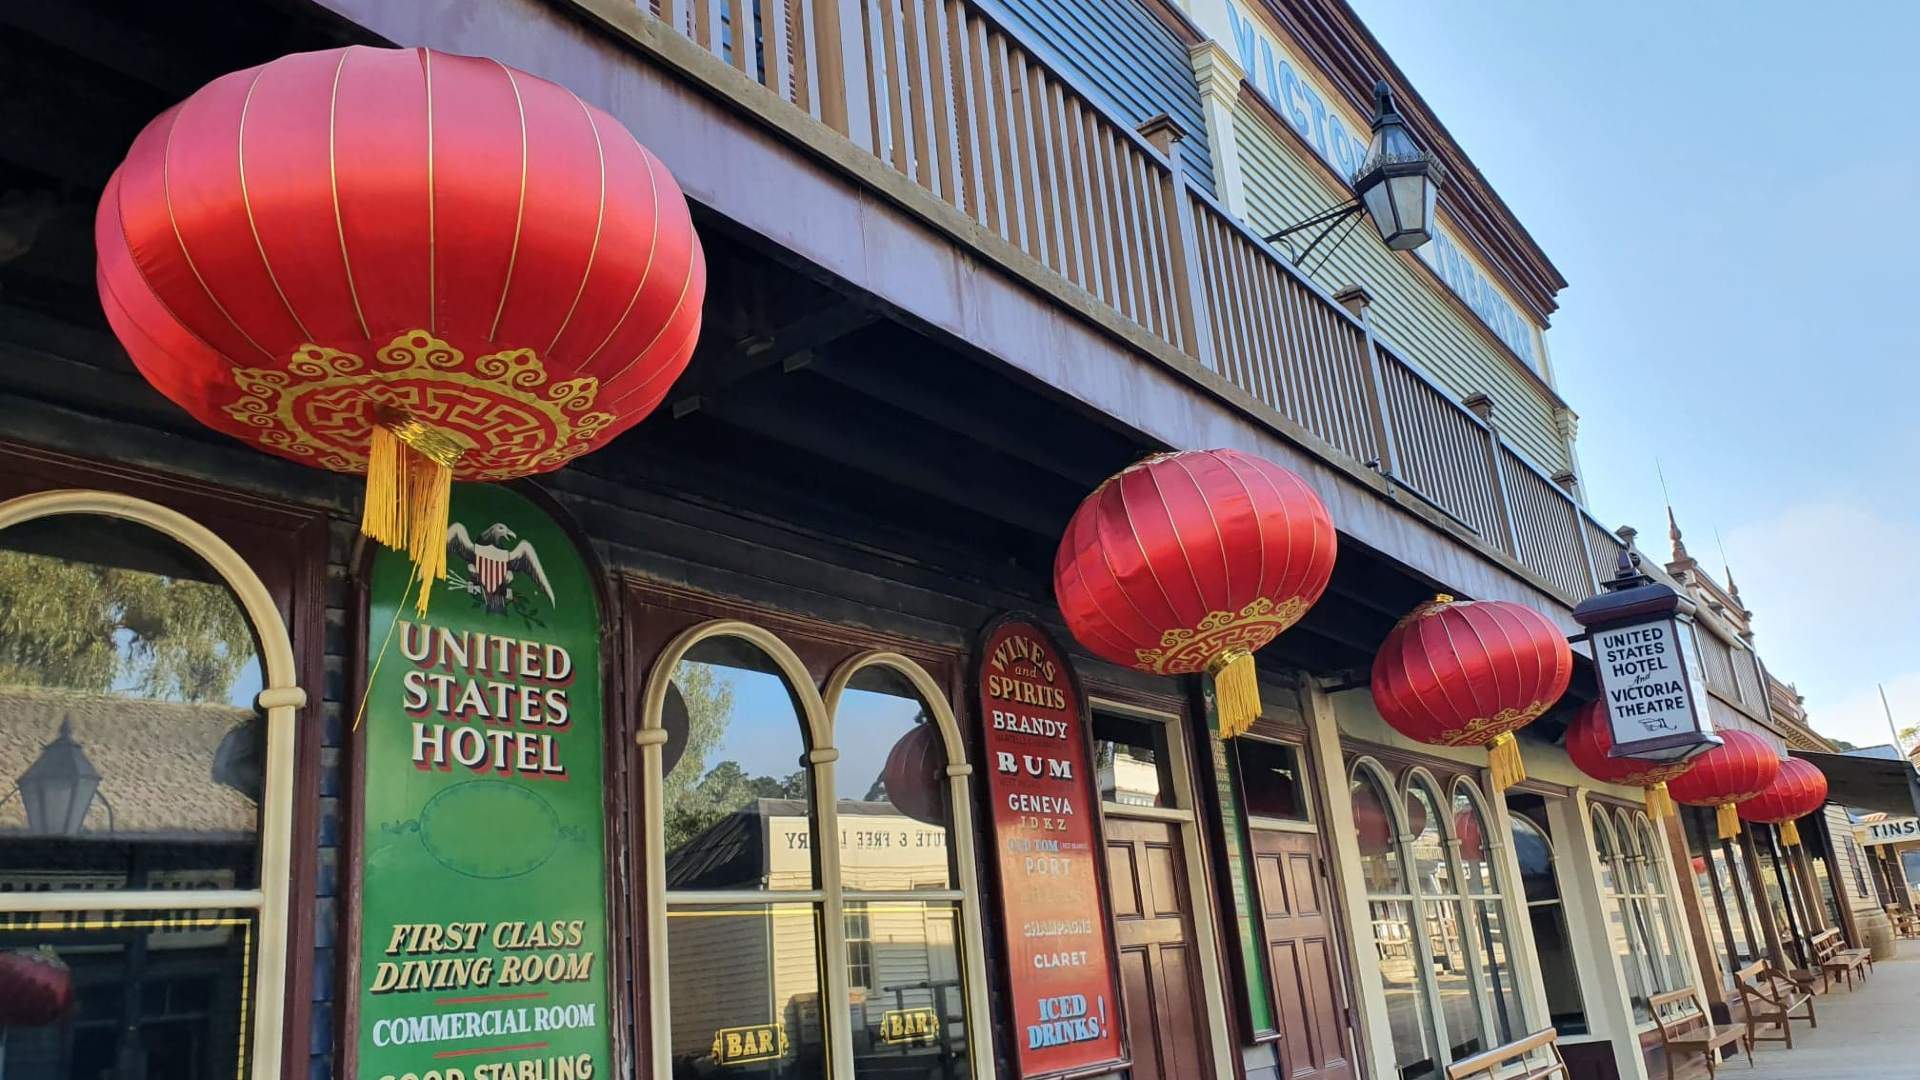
[1219,2,1545,372]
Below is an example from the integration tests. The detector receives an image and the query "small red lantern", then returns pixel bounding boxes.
[1668,728,1779,840]
[1370,595,1573,792]
[1565,700,1696,819]
[879,721,946,826]
[1738,757,1827,847]
[1054,449,1336,738]
[0,947,75,1026]
[1454,808,1485,864]
[97,46,705,612]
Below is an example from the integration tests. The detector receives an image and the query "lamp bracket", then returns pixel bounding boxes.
[1263,199,1362,268]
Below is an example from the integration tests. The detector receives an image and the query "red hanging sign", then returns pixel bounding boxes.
[974,616,1127,1078]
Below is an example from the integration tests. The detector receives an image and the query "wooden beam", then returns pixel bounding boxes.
[671,303,878,416]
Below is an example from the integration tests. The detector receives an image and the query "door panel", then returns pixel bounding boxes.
[1106,817,1211,1080]
[1254,829,1355,1080]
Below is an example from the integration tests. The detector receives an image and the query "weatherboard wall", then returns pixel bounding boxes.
[975,0,1216,199]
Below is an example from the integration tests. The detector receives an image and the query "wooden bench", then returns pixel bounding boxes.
[1733,960,1816,1050]
[1444,1028,1568,1080]
[1887,905,1920,939]
[1809,927,1872,991]
[1651,988,1750,1079]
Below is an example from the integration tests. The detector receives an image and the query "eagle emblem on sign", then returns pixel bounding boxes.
[445,523,558,615]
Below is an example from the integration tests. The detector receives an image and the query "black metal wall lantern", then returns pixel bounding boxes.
[4,717,113,836]
[1264,81,1446,270]
[1573,547,1722,763]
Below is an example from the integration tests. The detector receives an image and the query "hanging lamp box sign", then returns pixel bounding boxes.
[1591,616,1715,758]
[1573,548,1719,764]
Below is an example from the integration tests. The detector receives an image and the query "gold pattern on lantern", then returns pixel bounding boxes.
[1134,595,1309,674]
[224,330,615,480]
[1435,700,1550,748]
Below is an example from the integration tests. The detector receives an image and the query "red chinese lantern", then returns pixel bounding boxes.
[1738,757,1827,847]
[97,46,705,612]
[1667,728,1780,840]
[1355,788,1427,858]
[0,947,75,1026]
[1370,596,1573,792]
[879,721,946,826]
[1053,449,1336,738]
[1565,700,1696,819]
[1453,808,1485,864]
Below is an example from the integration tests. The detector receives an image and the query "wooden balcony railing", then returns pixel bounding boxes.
[642,0,1628,604]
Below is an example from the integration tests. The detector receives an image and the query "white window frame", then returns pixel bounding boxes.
[1591,805,1688,1030]
[639,621,992,1079]
[1347,758,1535,1076]
[0,490,304,1080]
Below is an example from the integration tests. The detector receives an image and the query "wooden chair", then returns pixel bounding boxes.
[1650,988,1751,1079]
[1444,1028,1568,1080]
[1809,928,1872,991]
[1733,960,1816,1050]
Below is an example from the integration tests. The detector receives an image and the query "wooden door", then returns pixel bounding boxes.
[1105,816,1213,1080]
[1253,829,1355,1080]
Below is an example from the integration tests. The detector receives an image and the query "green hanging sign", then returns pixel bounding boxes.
[358,483,613,1080]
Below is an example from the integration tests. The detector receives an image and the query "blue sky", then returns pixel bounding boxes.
[1343,0,1920,749]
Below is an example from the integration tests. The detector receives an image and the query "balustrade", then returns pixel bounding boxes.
[642,0,1628,603]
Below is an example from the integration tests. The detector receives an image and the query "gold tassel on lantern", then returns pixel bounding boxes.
[360,417,461,616]
[1487,731,1526,792]
[1209,648,1261,738]
[1716,801,1741,840]
[1781,819,1802,847]
[1644,782,1676,820]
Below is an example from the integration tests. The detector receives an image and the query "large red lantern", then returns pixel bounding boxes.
[1053,449,1336,738]
[1565,700,1696,819]
[1738,757,1827,847]
[1370,596,1573,792]
[0,948,75,1026]
[97,46,705,611]
[1667,728,1780,839]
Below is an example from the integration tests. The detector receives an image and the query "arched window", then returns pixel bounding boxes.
[825,655,984,1079]
[1351,761,1435,1080]
[1592,804,1688,1026]
[1453,782,1522,1046]
[0,494,302,1079]
[1350,762,1535,1079]
[653,628,829,1077]
[1406,776,1484,1062]
[643,626,986,1080]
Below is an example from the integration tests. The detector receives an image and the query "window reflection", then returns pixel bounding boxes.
[667,904,827,1079]
[1092,712,1172,808]
[662,637,812,891]
[1352,768,1435,1080]
[846,900,970,1079]
[0,515,264,892]
[834,665,953,892]
[0,909,258,1080]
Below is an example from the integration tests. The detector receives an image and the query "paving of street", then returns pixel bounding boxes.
[1733,940,1919,1080]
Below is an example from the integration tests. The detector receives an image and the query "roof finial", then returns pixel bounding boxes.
[1667,504,1689,562]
